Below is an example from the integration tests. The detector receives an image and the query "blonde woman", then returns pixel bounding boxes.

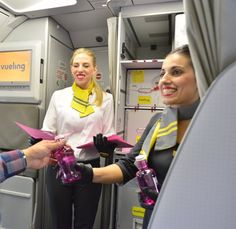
[42,48,115,229]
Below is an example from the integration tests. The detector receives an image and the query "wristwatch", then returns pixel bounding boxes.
[17,149,27,168]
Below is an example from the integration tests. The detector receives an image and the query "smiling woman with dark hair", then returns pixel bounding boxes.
[76,44,200,229]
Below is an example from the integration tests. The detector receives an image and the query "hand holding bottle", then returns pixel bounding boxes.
[138,189,159,209]
[142,187,159,201]
[53,145,81,184]
[135,155,159,207]
[75,163,94,184]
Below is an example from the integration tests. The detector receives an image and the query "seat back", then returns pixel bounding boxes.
[148,61,236,229]
[0,176,34,229]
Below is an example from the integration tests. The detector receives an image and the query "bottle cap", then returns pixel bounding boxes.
[135,154,147,169]
[135,154,146,161]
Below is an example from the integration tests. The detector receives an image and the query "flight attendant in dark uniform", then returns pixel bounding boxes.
[76,44,200,229]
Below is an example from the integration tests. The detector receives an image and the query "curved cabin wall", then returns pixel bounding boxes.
[0,7,27,42]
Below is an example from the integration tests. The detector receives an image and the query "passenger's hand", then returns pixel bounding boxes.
[23,139,65,169]
[75,163,94,184]
[49,156,58,165]
[93,133,117,158]
[28,136,42,146]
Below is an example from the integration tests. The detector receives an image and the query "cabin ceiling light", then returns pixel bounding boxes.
[0,0,77,13]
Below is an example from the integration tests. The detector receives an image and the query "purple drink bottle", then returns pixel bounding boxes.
[54,145,81,184]
[135,155,159,206]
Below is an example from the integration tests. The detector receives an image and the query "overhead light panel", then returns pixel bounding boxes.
[0,0,77,13]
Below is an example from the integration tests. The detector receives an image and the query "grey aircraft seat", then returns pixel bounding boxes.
[148,61,236,229]
[0,175,34,229]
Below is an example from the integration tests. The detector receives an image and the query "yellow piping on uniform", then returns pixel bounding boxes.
[157,126,177,138]
[140,120,177,158]
[158,121,177,134]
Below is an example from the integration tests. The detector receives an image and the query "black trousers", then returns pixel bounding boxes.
[46,159,102,229]
[142,208,153,229]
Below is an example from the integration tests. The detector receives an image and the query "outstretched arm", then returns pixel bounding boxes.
[93,164,123,184]
[0,140,65,183]
[76,163,124,185]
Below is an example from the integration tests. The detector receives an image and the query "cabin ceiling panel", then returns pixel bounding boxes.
[130,14,170,46]
[0,0,93,18]
[70,27,108,48]
[52,8,112,31]
[0,0,77,14]
[133,0,181,4]
[0,0,183,48]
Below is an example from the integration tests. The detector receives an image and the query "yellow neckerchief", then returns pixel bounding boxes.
[71,81,95,118]
[140,107,178,159]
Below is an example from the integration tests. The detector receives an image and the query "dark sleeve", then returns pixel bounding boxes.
[116,112,162,184]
